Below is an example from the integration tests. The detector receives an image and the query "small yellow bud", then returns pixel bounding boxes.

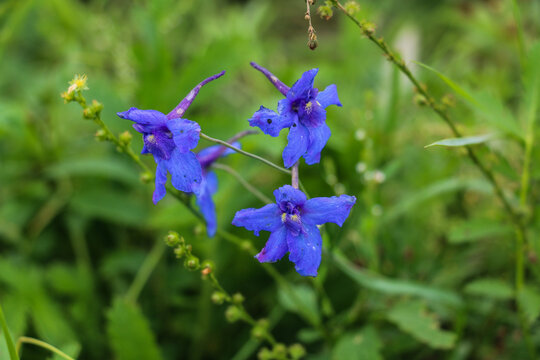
[232,293,245,305]
[119,131,133,146]
[225,305,242,323]
[165,231,181,247]
[95,129,107,141]
[140,172,153,184]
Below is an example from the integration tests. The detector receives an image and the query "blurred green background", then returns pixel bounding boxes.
[1,0,539,359]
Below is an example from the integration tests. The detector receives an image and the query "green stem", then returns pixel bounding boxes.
[333,0,521,229]
[16,337,74,360]
[511,0,527,66]
[0,303,19,360]
[211,163,272,204]
[200,133,291,176]
[125,239,167,304]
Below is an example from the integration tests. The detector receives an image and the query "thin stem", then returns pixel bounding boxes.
[211,163,273,204]
[511,0,527,66]
[0,303,19,360]
[125,239,166,304]
[200,132,291,176]
[291,162,299,189]
[16,337,74,360]
[333,0,521,227]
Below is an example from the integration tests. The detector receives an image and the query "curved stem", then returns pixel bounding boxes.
[125,239,166,304]
[211,163,273,204]
[200,132,291,176]
[16,337,74,360]
[291,162,299,189]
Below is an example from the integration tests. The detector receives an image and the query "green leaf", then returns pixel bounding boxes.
[387,300,457,349]
[425,134,493,148]
[464,278,513,300]
[332,251,463,307]
[278,284,320,326]
[448,219,513,244]
[518,285,540,325]
[332,327,382,360]
[46,158,141,186]
[0,303,19,360]
[106,298,163,360]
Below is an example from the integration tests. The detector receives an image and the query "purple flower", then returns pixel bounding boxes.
[195,143,239,237]
[117,71,225,204]
[248,62,342,168]
[232,185,356,276]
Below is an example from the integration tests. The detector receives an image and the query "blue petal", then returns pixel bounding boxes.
[249,106,293,137]
[255,225,288,263]
[166,71,226,119]
[273,185,307,207]
[303,123,331,165]
[287,224,322,277]
[166,118,201,152]
[232,203,282,236]
[197,142,241,168]
[287,69,318,101]
[299,100,326,128]
[153,158,168,204]
[302,195,356,226]
[195,173,218,237]
[282,121,309,168]
[316,84,342,108]
[117,108,167,131]
[166,149,203,194]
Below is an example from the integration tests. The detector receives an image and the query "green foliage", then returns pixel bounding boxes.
[332,327,382,360]
[106,298,163,360]
[464,278,514,300]
[425,134,494,148]
[387,300,457,350]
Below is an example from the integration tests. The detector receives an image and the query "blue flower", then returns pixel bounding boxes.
[249,62,342,168]
[232,185,356,276]
[117,71,225,204]
[195,143,239,237]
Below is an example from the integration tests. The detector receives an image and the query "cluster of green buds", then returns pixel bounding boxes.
[257,343,306,360]
[164,231,203,271]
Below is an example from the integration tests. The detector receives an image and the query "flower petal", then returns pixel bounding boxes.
[165,149,203,194]
[316,84,342,108]
[273,185,307,208]
[166,118,201,152]
[303,123,331,165]
[302,195,356,226]
[166,71,226,119]
[197,142,240,168]
[118,108,167,131]
[255,225,288,263]
[287,68,318,101]
[195,172,218,237]
[232,203,282,236]
[249,106,293,137]
[287,224,322,277]
[250,62,290,96]
[152,158,168,204]
[282,121,309,168]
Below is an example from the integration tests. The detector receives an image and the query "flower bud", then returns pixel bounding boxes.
[165,231,181,247]
[90,99,103,114]
[232,293,245,305]
[251,324,266,341]
[95,129,107,141]
[201,260,214,274]
[289,343,306,359]
[241,241,253,252]
[83,107,95,119]
[272,343,287,358]
[61,91,75,103]
[257,347,272,360]
[119,131,132,146]
[211,291,226,305]
[185,256,200,271]
[414,94,428,107]
[174,246,185,258]
[140,172,153,184]
[308,39,318,50]
[344,1,360,14]
[304,13,310,21]
[225,305,242,323]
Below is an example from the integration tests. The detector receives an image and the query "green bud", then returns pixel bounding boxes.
[442,94,456,108]
[272,343,287,358]
[317,4,333,20]
[225,305,242,323]
[119,130,132,146]
[185,256,200,271]
[174,246,185,258]
[83,107,95,119]
[211,291,226,305]
[257,347,272,360]
[165,231,181,247]
[95,129,107,141]
[251,325,266,341]
[232,293,245,305]
[288,343,306,359]
[90,99,103,114]
[344,1,360,14]
[186,244,192,252]
[61,91,75,103]
[140,172,153,184]
[414,94,428,107]
[241,241,253,252]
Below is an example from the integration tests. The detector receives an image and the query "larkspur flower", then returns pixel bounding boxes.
[195,143,239,237]
[248,62,342,168]
[117,71,225,204]
[232,185,356,276]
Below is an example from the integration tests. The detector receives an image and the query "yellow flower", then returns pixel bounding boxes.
[67,74,89,94]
